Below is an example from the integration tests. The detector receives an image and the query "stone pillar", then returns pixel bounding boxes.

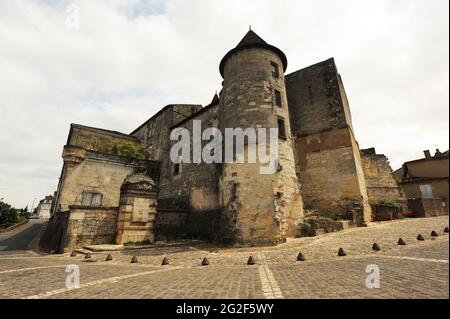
[115,172,158,244]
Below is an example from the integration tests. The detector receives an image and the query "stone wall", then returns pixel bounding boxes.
[293,128,368,220]
[65,206,119,251]
[157,102,221,212]
[131,104,202,161]
[286,58,371,224]
[286,58,349,137]
[407,198,448,217]
[155,209,221,242]
[38,211,70,253]
[360,148,405,205]
[371,205,403,221]
[68,124,142,156]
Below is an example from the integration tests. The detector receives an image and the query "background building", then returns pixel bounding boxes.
[394,149,449,217]
[36,194,55,219]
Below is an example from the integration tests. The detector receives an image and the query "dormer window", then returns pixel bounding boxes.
[271,61,280,79]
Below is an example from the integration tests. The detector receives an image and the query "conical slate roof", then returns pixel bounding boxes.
[219,30,287,77]
[236,30,268,47]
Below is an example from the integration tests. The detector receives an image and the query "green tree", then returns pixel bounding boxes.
[0,201,28,229]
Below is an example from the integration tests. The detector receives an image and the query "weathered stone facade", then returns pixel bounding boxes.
[218,41,302,245]
[286,59,371,225]
[115,172,158,244]
[41,30,401,252]
[36,194,54,219]
[360,148,406,220]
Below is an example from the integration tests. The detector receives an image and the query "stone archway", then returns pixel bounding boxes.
[115,172,158,245]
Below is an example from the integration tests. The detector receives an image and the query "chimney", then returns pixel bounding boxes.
[435,149,442,157]
[424,150,431,159]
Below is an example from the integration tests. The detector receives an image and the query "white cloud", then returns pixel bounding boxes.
[0,0,448,208]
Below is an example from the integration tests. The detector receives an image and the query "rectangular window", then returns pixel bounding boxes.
[419,184,433,198]
[82,192,102,207]
[271,61,279,79]
[277,118,286,139]
[274,89,282,107]
[173,163,181,176]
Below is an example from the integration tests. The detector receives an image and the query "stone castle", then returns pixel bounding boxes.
[40,30,404,253]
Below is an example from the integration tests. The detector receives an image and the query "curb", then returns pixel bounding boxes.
[0,219,30,233]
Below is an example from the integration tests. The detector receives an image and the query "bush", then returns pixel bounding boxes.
[116,142,145,160]
[95,141,145,160]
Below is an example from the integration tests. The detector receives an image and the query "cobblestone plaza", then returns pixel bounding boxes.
[0,216,448,299]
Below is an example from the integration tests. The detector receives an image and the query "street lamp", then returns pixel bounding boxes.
[30,197,37,216]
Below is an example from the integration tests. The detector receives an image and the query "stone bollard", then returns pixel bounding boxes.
[85,252,91,259]
[247,256,256,265]
[372,243,380,251]
[105,254,113,261]
[417,234,425,241]
[70,251,77,257]
[161,257,169,266]
[337,248,346,256]
[397,238,406,246]
[431,230,439,237]
[297,252,305,261]
[201,257,210,266]
[130,256,138,263]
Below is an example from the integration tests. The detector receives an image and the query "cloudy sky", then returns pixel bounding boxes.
[0,0,448,209]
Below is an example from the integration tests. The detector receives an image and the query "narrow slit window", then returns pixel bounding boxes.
[277,118,286,139]
[308,86,313,102]
[274,89,282,107]
[173,163,181,176]
[271,61,280,79]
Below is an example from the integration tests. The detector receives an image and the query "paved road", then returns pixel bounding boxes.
[0,216,448,299]
[0,220,44,253]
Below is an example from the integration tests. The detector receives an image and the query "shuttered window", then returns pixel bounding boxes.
[419,184,433,198]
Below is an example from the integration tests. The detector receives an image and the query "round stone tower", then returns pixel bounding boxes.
[218,30,303,246]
